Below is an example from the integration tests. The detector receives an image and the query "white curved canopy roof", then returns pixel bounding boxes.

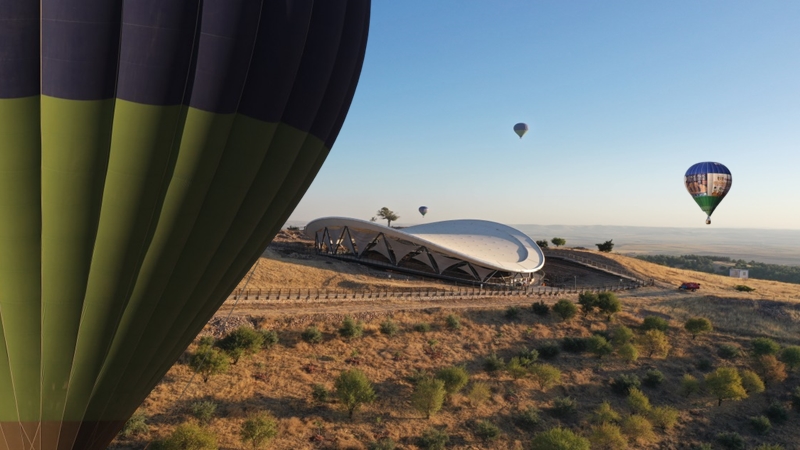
[304,217,545,274]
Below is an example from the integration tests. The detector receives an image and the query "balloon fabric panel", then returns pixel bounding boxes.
[0,1,370,449]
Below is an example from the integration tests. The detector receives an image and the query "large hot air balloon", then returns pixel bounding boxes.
[513,122,529,139]
[0,1,370,449]
[419,206,428,217]
[684,162,732,225]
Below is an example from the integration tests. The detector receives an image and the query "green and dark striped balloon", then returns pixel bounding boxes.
[0,1,369,448]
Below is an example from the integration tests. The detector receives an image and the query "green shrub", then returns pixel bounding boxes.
[516,347,539,366]
[411,379,446,419]
[301,326,323,344]
[639,329,671,358]
[513,406,541,431]
[642,316,669,331]
[792,386,800,412]
[189,400,217,425]
[529,363,561,391]
[734,285,755,292]
[158,423,217,450]
[435,366,469,396]
[561,337,589,353]
[578,292,599,315]
[627,388,651,414]
[597,292,622,321]
[591,401,621,424]
[550,396,577,417]
[749,415,771,435]
[240,412,278,449]
[419,427,449,450]
[217,326,265,364]
[611,374,641,395]
[718,344,741,360]
[695,358,712,371]
[680,374,701,397]
[740,369,765,394]
[474,420,501,441]
[620,415,656,445]
[618,343,639,363]
[335,369,376,420]
[367,438,397,450]
[531,301,550,316]
[780,345,800,370]
[445,314,461,330]
[312,384,329,403]
[506,357,528,379]
[380,319,399,337]
[530,427,590,450]
[259,330,279,349]
[483,353,505,374]
[119,411,149,439]
[752,337,780,356]
[467,382,492,406]
[684,317,713,340]
[764,401,789,424]
[552,300,578,321]
[339,316,364,339]
[611,325,634,347]
[414,322,432,333]
[643,369,665,387]
[189,346,229,383]
[505,305,522,320]
[537,342,561,359]
[716,432,745,450]
[588,335,614,359]
[198,336,215,347]
[588,423,626,450]
[649,405,679,430]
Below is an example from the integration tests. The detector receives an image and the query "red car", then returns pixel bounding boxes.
[679,282,701,292]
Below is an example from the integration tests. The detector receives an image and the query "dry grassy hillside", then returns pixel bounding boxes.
[110,247,800,450]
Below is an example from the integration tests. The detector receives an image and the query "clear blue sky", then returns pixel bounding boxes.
[289,1,800,229]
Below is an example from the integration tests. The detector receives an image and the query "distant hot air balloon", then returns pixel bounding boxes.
[419,206,428,217]
[684,162,732,225]
[0,2,370,449]
[513,122,529,139]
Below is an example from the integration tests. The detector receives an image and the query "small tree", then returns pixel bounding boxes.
[618,343,639,363]
[335,369,376,420]
[684,317,713,339]
[240,412,278,449]
[649,406,679,430]
[466,382,491,406]
[596,240,614,252]
[189,400,217,425]
[530,427,590,450]
[419,427,449,450]
[627,388,652,414]
[445,314,461,330]
[597,292,621,321]
[780,345,800,370]
[474,420,501,442]
[411,379,446,419]
[189,346,229,383]
[259,330,279,349]
[611,325,634,347]
[435,366,469,397]
[740,370,765,394]
[620,415,656,446]
[679,374,700,397]
[529,363,562,391]
[339,315,364,339]
[588,335,614,359]
[159,423,217,450]
[301,326,323,344]
[551,237,566,247]
[705,367,747,406]
[638,329,670,358]
[216,326,264,364]
[588,423,626,450]
[591,401,621,425]
[536,240,549,249]
[755,355,787,385]
[578,292,598,316]
[380,319,399,337]
[506,357,528,379]
[552,299,578,321]
[642,316,669,331]
[376,207,399,227]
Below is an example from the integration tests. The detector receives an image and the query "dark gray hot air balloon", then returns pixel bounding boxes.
[513,122,529,139]
[0,1,370,449]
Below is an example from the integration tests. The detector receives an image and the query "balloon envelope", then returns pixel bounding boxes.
[419,206,428,217]
[0,1,370,449]
[684,162,732,223]
[513,122,529,138]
